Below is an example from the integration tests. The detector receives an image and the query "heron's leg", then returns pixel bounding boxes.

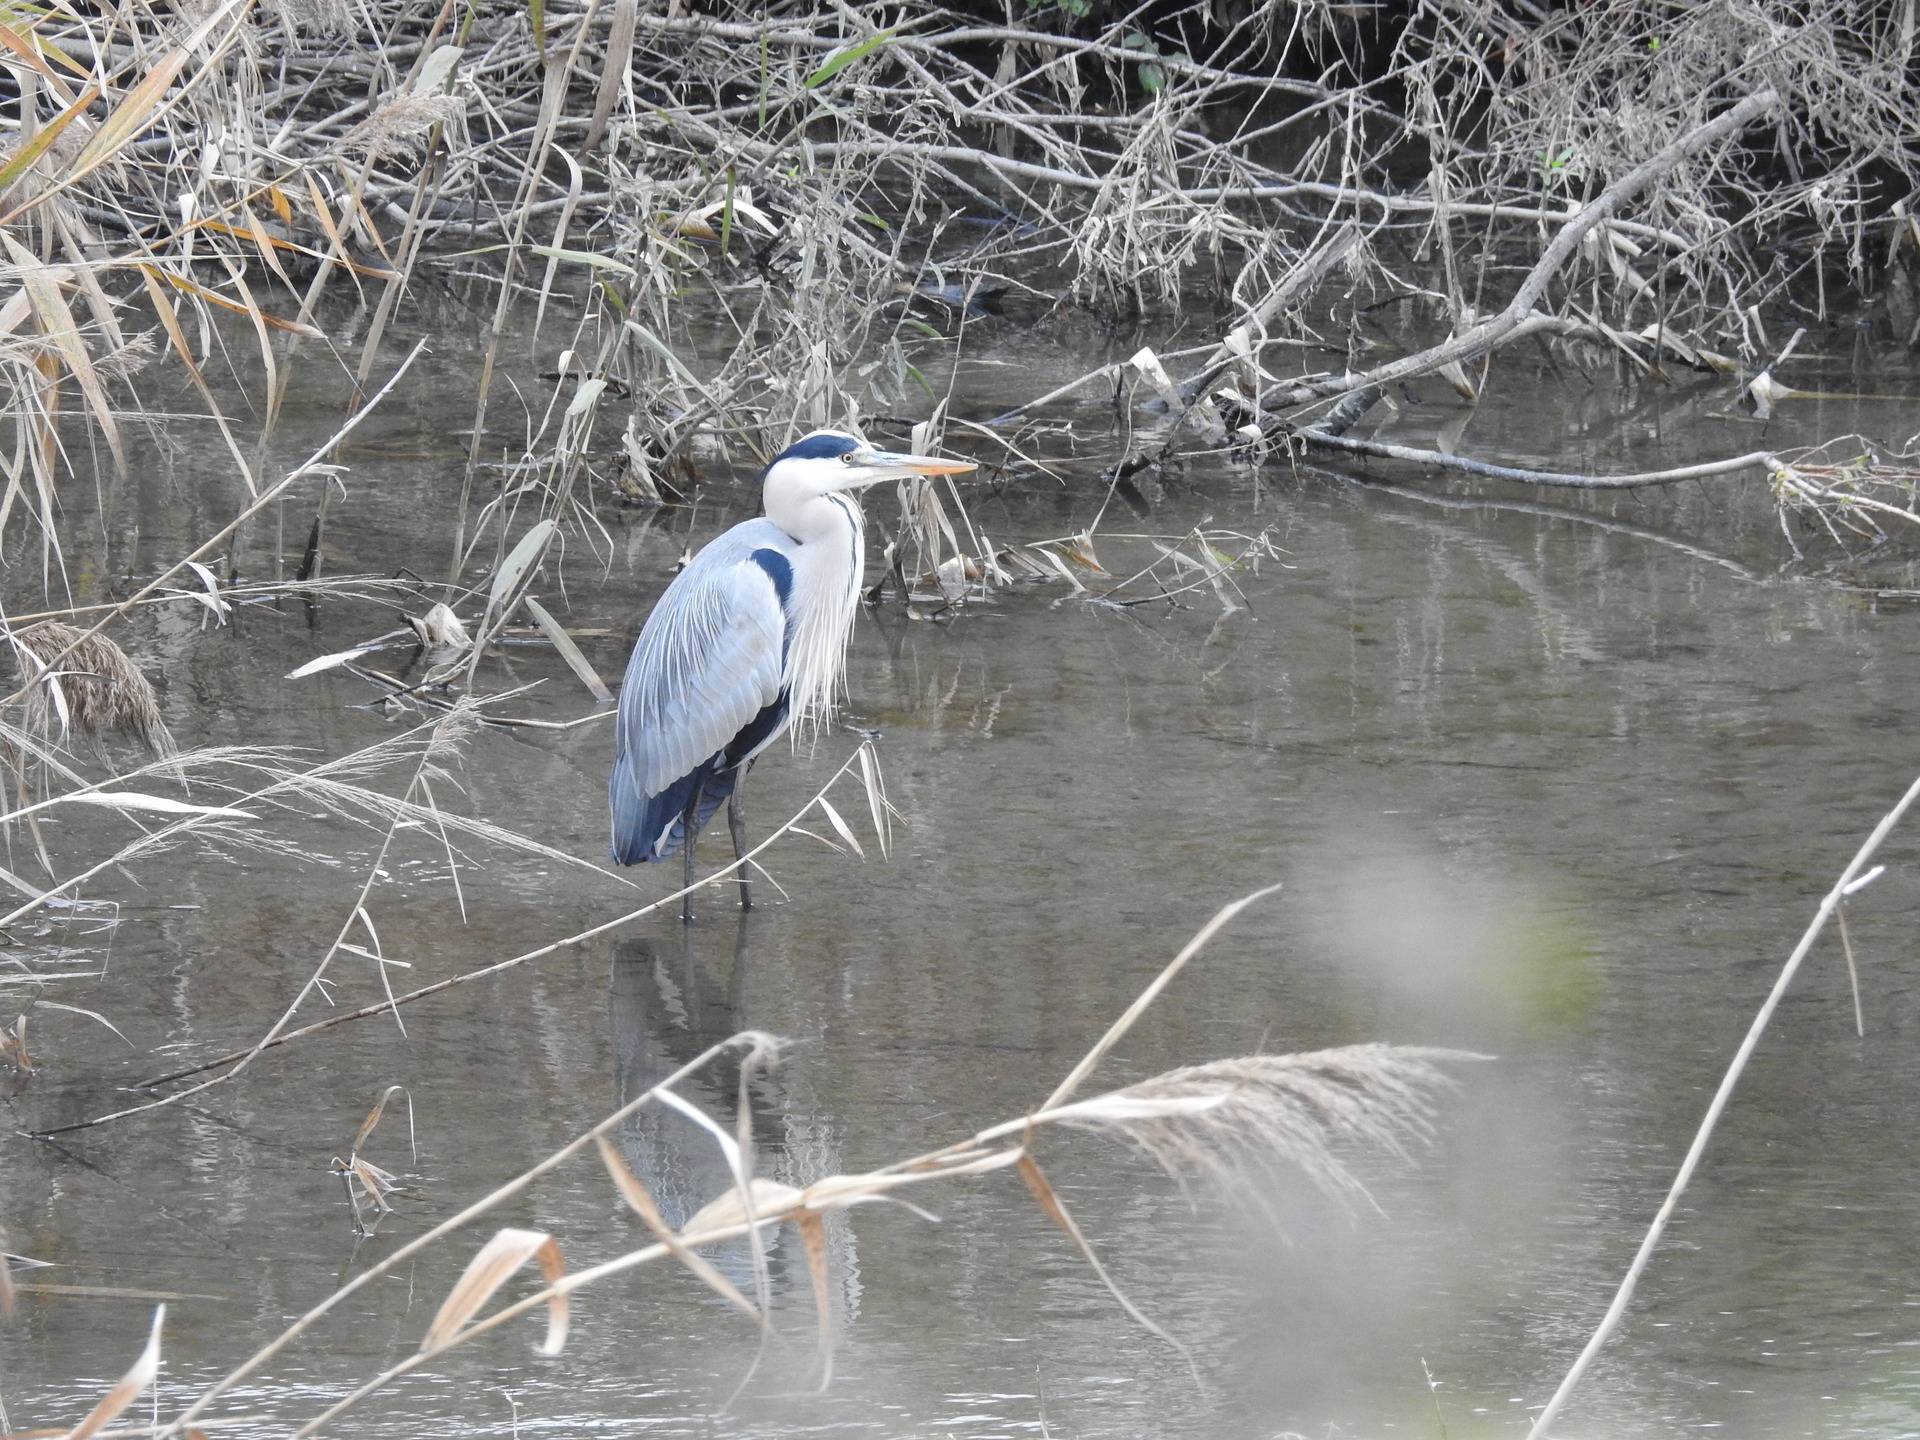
[680,779,706,925]
[727,763,754,911]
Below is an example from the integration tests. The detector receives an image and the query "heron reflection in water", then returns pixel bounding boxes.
[609,430,974,919]
[607,918,857,1344]
[609,924,752,1234]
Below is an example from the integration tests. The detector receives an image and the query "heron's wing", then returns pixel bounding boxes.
[613,520,792,806]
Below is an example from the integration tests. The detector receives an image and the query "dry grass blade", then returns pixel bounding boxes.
[335,1156,401,1223]
[410,604,471,655]
[183,564,229,623]
[793,1209,834,1386]
[1,1015,32,1082]
[189,217,389,279]
[2,237,123,472]
[134,265,256,488]
[465,520,560,683]
[813,796,865,859]
[12,1284,226,1302]
[0,19,83,88]
[1838,906,1864,1038]
[0,1226,14,1319]
[1127,348,1186,411]
[420,1229,568,1357]
[853,744,893,858]
[594,1136,764,1324]
[30,1001,132,1047]
[681,1177,806,1236]
[55,793,252,820]
[654,1085,778,1319]
[61,1304,162,1440]
[62,48,190,183]
[350,1084,407,1154]
[583,0,637,150]
[0,84,100,200]
[1046,1046,1486,1204]
[145,268,325,338]
[683,1152,1020,1236]
[286,645,388,680]
[523,597,613,703]
[1016,1153,1194,1375]
[1042,883,1284,1111]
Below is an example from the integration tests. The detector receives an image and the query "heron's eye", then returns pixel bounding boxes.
[840,452,857,464]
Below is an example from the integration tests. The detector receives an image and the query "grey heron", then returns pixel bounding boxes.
[610,428,976,918]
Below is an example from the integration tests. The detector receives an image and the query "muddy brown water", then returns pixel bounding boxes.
[6,302,1920,1440]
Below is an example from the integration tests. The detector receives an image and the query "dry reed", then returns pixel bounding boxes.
[0,0,1901,590]
[9,623,172,755]
[1053,1045,1472,1203]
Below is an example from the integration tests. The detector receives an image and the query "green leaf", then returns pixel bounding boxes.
[411,43,463,95]
[624,321,723,406]
[1119,30,1166,93]
[530,245,636,275]
[804,28,895,88]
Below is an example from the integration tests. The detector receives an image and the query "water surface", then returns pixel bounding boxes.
[4,302,1920,1440]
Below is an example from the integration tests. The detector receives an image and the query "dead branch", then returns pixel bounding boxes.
[1257,90,1781,414]
[1290,429,1778,491]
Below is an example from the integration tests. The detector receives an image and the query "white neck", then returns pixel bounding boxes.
[767,486,865,741]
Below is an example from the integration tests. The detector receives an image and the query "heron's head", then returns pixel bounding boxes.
[763,429,976,502]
